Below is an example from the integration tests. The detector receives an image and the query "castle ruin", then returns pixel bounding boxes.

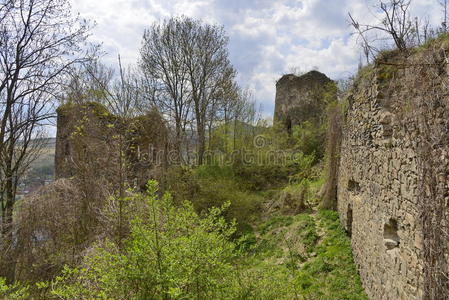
[55,102,168,190]
[274,70,333,132]
[275,44,449,299]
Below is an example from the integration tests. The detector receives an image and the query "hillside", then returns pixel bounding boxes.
[3,1,449,298]
[17,138,56,199]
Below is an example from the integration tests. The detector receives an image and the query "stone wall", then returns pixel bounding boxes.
[337,44,449,299]
[274,70,332,130]
[55,102,168,189]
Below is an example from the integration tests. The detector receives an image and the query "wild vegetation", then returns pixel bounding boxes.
[2,0,449,298]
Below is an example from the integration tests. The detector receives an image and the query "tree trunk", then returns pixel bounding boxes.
[1,174,17,283]
[197,125,206,165]
[175,121,183,164]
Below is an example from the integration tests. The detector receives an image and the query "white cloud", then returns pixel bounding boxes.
[69,0,444,116]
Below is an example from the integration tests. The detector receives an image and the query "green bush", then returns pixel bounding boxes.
[165,165,265,232]
[162,166,200,204]
[192,176,264,232]
[0,278,29,299]
[51,181,238,299]
[233,163,294,191]
[292,121,325,161]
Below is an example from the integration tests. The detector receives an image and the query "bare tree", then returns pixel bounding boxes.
[107,55,150,117]
[349,0,415,61]
[61,60,114,105]
[62,55,154,118]
[0,0,92,282]
[180,17,237,165]
[140,17,237,165]
[140,18,192,161]
[210,74,239,152]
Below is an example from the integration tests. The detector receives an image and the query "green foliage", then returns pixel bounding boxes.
[416,32,449,51]
[15,176,367,300]
[292,121,324,160]
[353,65,374,86]
[0,278,29,299]
[236,208,367,300]
[288,152,317,183]
[51,181,238,299]
[165,165,268,233]
[194,164,234,179]
[377,64,398,89]
[233,163,294,191]
[191,166,265,232]
[208,120,263,155]
[163,166,200,204]
[293,210,368,299]
[376,48,402,63]
[322,81,338,105]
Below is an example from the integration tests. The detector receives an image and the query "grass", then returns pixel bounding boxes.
[237,207,368,300]
[182,165,367,299]
[293,210,368,299]
[415,32,449,52]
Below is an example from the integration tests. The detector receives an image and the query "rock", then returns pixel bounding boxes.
[384,238,399,250]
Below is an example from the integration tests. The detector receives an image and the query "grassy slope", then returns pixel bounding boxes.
[236,208,367,299]
[185,165,367,299]
[231,172,368,300]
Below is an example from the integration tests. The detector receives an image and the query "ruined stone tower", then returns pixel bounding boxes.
[274,70,333,131]
[55,102,168,189]
[274,44,449,299]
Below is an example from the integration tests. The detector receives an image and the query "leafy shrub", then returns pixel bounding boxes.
[51,181,238,299]
[292,121,325,161]
[165,165,265,232]
[0,278,29,299]
[162,166,200,204]
[192,175,263,232]
[233,163,294,191]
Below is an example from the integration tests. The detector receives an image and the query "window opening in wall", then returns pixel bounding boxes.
[348,179,361,193]
[346,205,353,237]
[285,116,292,134]
[383,218,400,250]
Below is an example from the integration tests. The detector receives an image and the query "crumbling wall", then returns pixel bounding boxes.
[55,102,116,179]
[274,70,333,131]
[337,43,449,299]
[55,102,168,189]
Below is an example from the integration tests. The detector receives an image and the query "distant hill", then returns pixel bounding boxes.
[17,137,56,199]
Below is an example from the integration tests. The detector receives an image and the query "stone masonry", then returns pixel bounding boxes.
[337,44,449,299]
[274,70,332,131]
[55,102,168,189]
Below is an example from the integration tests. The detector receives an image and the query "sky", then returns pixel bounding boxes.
[70,0,443,117]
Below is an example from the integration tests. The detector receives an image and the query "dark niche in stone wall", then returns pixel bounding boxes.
[383,218,400,251]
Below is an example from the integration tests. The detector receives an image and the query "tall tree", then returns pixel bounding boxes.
[180,17,236,165]
[0,0,92,282]
[141,17,237,165]
[140,18,191,161]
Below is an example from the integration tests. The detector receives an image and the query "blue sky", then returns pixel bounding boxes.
[70,0,442,117]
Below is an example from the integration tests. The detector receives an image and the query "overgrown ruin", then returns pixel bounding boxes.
[50,41,449,299]
[274,70,333,132]
[275,42,449,299]
[55,102,168,189]
[9,103,171,282]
